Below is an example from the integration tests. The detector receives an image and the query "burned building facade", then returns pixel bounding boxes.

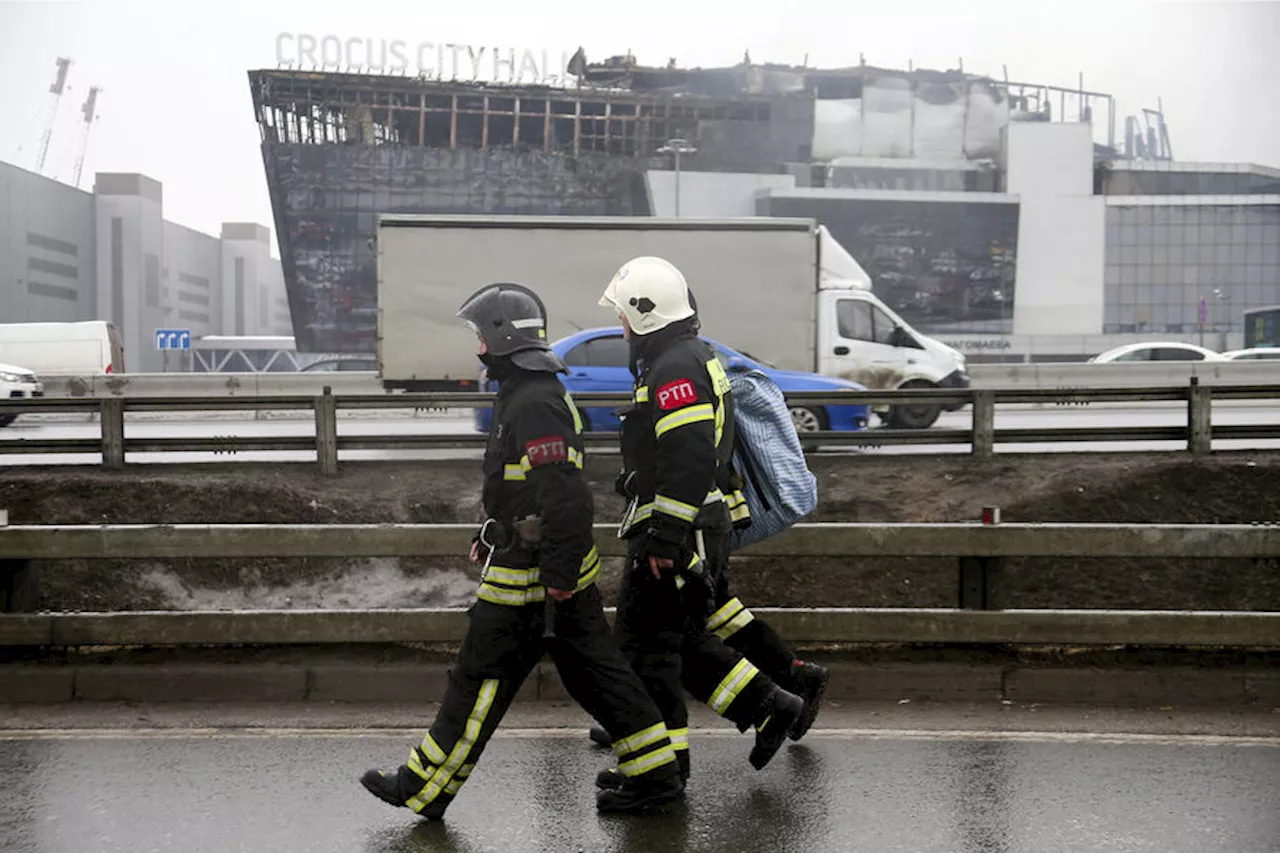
[251,58,1091,352]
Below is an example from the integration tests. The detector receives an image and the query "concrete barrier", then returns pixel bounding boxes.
[3,521,1280,561]
[1,608,1275,649]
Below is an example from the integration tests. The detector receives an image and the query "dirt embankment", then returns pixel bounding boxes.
[2,452,1278,612]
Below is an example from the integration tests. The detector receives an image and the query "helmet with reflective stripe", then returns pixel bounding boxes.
[598,256,695,336]
[457,282,566,373]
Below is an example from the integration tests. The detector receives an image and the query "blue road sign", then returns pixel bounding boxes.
[155,329,191,351]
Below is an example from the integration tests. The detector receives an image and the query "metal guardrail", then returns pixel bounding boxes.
[3,379,1278,471]
[32,360,1280,398]
[1,522,1278,647]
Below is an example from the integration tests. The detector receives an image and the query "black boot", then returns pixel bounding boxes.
[360,769,448,820]
[787,660,830,741]
[596,771,685,814]
[596,753,689,790]
[588,724,612,748]
[748,687,804,770]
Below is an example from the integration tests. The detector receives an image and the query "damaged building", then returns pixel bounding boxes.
[251,54,1280,360]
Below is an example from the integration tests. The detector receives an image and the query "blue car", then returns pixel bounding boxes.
[474,326,870,434]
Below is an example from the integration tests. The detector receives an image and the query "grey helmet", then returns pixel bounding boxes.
[456,282,567,373]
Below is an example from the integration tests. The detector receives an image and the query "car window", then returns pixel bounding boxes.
[871,307,898,345]
[1112,349,1152,362]
[562,343,588,367]
[836,300,874,342]
[1155,347,1204,361]
[1237,351,1280,360]
[583,336,631,368]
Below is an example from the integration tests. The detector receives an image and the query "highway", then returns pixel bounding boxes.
[2,401,1279,465]
[1,702,1276,853]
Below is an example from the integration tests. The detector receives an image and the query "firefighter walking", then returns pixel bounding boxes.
[361,282,684,819]
[593,257,809,787]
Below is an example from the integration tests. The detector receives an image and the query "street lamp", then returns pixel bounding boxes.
[657,138,697,217]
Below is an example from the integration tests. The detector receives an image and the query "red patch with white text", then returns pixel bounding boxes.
[656,379,699,411]
[525,436,568,467]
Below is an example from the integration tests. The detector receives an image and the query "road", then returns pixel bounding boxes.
[2,401,1278,466]
[1,702,1277,853]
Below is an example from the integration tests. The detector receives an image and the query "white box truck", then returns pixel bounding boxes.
[377,215,968,427]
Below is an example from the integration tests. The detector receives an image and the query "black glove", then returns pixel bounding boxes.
[638,524,688,568]
[614,469,637,499]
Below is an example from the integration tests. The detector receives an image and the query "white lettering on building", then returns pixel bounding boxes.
[274,33,574,86]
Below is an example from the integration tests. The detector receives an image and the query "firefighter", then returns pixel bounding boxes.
[361,282,684,818]
[589,282,830,758]
[593,257,807,786]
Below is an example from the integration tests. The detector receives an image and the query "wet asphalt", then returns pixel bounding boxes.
[1,727,1277,853]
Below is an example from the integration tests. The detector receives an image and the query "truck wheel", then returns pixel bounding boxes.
[0,414,16,428]
[888,382,941,430]
[789,406,827,433]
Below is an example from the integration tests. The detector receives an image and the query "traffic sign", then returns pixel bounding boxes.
[155,329,191,351]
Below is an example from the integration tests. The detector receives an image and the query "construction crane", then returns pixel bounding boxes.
[72,86,102,188]
[36,56,73,175]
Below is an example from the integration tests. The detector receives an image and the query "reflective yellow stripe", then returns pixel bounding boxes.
[707,598,746,632]
[477,583,546,606]
[706,357,731,397]
[456,763,474,779]
[634,387,649,403]
[502,463,526,482]
[669,727,689,751]
[654,403,715,438]
[419,734,447,765]
[444,778,464,795]
[568,447,584,469]
[485,565,539,586]
[653,494,698,523]
[611,722,668,758]
[576,547,601,591]
[406,679,498,812]
[407,749,433,781]
[618,744,678,778]
[564,392,583,435]
[674,575,686,590]
[709,659,759,716]
[714,609,754,640]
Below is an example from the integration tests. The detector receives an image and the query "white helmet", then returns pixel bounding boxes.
[598,256,695,336]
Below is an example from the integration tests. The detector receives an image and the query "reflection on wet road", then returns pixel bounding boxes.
[1,728,1277,852]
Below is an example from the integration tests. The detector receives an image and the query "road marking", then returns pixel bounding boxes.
[0,727,1276,747]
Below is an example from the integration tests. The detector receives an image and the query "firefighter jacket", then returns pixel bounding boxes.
[618,325,750,546]
[478,369,600,606]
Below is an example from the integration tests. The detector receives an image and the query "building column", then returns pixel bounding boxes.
[93,173,165,372]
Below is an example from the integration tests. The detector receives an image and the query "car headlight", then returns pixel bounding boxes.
[0,371,25,383]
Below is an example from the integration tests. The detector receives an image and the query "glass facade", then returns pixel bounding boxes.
[761,195,1019,333]
[1103,204,1280,333]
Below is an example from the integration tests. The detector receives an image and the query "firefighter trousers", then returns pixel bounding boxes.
[615,534,777,768]
[701,538,800,694]
[391,584,680,816]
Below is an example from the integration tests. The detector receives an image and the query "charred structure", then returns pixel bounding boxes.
[250,59,1115,352]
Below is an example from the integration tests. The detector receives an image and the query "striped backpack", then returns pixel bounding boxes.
[727,368,819,551]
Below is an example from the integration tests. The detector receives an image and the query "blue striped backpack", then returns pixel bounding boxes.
[727,368,819,551]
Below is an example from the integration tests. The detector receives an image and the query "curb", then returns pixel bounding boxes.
[2,658,1273,708]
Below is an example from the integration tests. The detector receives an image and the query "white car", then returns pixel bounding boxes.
[1089,342,1229,363]
[1221,347,1280,361]
[0,361,43,428]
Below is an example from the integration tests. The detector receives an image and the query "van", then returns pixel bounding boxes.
[0,321,125,376]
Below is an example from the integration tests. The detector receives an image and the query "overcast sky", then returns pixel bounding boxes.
[1,0,1277,249]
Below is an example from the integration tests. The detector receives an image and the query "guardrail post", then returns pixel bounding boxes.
[960,507,1003,609]
[1187,376,1211,456]
[314,386,339,476]
[0,509,36,613]
[100,398,125,469]
[971,390,995,457]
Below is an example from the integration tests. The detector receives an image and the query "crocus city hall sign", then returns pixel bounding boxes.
[274,33,576,86]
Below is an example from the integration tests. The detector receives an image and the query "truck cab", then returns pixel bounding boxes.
[816,288,969,429]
